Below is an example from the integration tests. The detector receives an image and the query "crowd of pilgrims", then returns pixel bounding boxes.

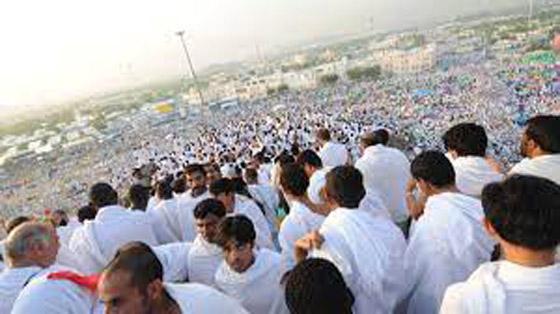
[0,113,559,314]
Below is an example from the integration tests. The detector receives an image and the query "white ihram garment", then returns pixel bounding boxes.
[215,249,283,314]
[311,208,407,314]
[404,192,495,314]
[441,261,560,314]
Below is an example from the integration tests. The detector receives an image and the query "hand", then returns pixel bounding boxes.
[485,156,505,175]
[406,179,418,194]
[294,230,324,263]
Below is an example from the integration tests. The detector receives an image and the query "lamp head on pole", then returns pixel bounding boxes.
[176,31,185,37]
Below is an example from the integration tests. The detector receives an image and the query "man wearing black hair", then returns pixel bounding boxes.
[403,151,495,314]
[185,199,227,287]
[126,184,150,211]
[210,178,273,250]
[214,215,283,314]
[98,241,249,314]
[296,149,330,206]
[442,123,504,198]
[176,164,211,242]
[509,115,560,184]
[355,129,411,229]
[441,175,560,313]
[245,167,280,228]
[148,180,182,244]
[69,182,157,274]
[315,128,349,168]
[294,166,407,314]
[278,163,325,270]
[285,258,354,314]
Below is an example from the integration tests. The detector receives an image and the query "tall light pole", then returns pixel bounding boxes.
[176,31,205,107]
[528,0,534,28]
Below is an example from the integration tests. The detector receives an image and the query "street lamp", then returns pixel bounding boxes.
[528,0,533,28]
[176,31,205,107]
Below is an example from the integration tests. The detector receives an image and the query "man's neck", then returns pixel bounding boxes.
[529,149,551,159]
[156,289,181,314]
[10,260,43,269]
[429,185,459,197]
[503,243,556,268]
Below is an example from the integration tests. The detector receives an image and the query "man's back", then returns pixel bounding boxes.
[509,155,560,185]
[278,201,325,269]
[452,156,504,198]
[404,192,495,314]
[355,145,411,223]
[319,142,348,168]
[234,196,273,249]
[314,208,407,314]
[0,266,46,313]
[149,198,182,244]
[69,205,157,273]
[11,271,100,314]
[441,261,560,314]
[248,184,279,226]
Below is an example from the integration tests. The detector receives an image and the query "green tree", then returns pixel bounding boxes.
[277,84,289,93]
[319,74,340,85]
[346,66,382,81]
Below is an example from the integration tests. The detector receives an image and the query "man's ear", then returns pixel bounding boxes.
[447,150,458,159]
[147,279,164,300]
[417,179,430,195]
[483,218,499,239]
[526,138,540,154]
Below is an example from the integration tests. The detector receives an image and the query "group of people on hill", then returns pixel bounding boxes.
[0,110,559,313]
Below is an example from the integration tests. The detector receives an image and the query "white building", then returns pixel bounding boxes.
[375,44,436,74]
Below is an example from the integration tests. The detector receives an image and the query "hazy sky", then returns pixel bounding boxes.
[0,0,531,115]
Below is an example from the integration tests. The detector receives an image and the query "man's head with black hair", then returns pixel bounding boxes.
[360,129,389,150]
[172,177,186,194]
[204,163,222,184]
[89,182,118,210]
[274,151,296,166]
[194,198,227,243]
[244,168,259,185]
[521,115,560,158]
[315,128,331,147]
[77,204,96,223]
[442,123,488,157]
[280,163,309,199]
[296,150,323,177]
[127,184,150,211]
[210,178,236,212]
[216,215,256,273]
[98,242,176,314]
[285,258,354,314]
[156,180,173,200]
[410,151,456,196]
[482,175,560,253]
[184,163,207,197]
[324,166,366,210]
